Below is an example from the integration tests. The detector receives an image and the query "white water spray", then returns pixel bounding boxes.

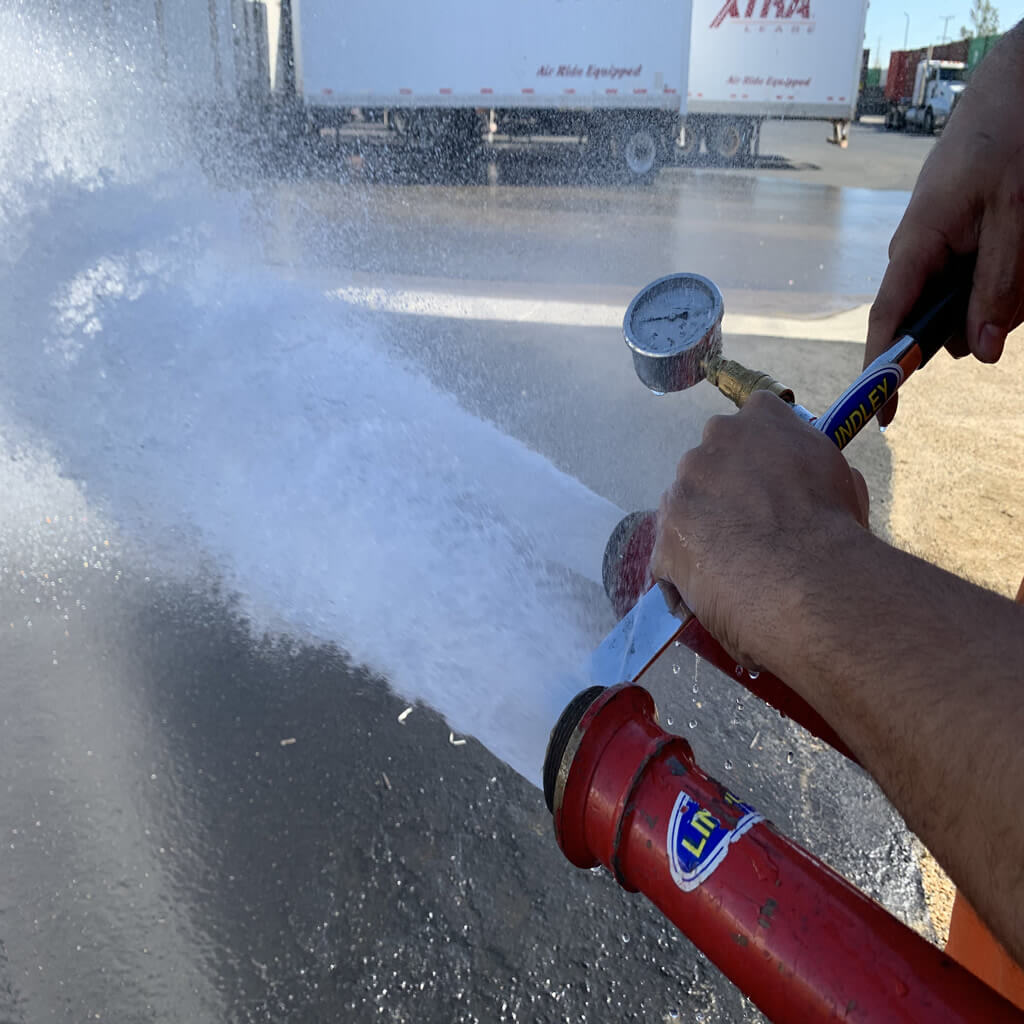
[0,11,622,785]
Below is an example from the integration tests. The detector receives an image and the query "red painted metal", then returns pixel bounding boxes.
[604,510,859,763]
[885,51,915,102]
[553,685,1024,1023]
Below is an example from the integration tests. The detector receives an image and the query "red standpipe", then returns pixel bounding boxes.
[546,684,1024,1023]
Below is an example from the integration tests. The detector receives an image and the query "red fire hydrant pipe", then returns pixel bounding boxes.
[546,683,1024,1023]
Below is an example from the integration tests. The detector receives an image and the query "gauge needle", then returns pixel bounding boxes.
[643,311,689,323]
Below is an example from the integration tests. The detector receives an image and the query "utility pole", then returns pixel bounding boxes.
[940,14,955,43]
[903,11,910,50]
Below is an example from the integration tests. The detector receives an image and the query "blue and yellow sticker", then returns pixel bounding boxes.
[667,791,763,893]
[817,365,904,449]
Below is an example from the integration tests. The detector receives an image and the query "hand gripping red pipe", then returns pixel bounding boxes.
[602,508,860,762]
[545,683,1024,1023]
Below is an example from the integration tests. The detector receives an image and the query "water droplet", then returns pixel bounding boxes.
[734,664,743,677]
[649,389,666,397]
[786,751,794,765]
[879,423,888,434]
[672,663,681,676]
[724,759,733,771]
[691,682,698,694]
[673,640,682,647]
[688,719,697,729]
[620,932,630,944]
[747,668,760,679]
[735,700,744,712]
[666,716,674,727]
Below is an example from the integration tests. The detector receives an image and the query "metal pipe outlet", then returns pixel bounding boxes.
[545,684,1024,1024]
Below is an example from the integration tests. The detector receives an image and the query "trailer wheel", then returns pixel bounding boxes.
[707,119,750,164]
[620,122,661,182]
[388,109,411,136]
[923,108,935,134]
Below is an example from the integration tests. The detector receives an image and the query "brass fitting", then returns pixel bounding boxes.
[703,355,795,408]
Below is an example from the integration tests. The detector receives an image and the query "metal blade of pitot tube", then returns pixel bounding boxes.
[588,585,687,687]
[587,586,857,762]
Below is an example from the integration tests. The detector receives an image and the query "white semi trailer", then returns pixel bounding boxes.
[263,0,692,181]
[681,0,870,162]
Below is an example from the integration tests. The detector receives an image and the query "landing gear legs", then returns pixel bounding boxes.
[828,119,849,149]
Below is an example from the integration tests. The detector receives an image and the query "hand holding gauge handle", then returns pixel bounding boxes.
[623,259,974,446]
[603,262,975,763]
[813,256,974,448]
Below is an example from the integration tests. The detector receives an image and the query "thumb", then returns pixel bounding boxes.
[850,467,870,528]
[866,229,949,425]
[966,204,1024,363]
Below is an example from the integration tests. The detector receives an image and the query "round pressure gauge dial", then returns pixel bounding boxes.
[623,273,724,394]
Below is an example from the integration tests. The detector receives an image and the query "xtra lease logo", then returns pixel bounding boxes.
[711,0,812,29]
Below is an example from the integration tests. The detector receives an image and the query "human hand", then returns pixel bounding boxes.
[650,392,869,672]
[865,28,1024,425]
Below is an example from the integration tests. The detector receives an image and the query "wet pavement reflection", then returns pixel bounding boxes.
[262,146,909,313]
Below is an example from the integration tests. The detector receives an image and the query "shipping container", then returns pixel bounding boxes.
[887,39,970,101]
[885,51,914,102]
[968,33,1002,72]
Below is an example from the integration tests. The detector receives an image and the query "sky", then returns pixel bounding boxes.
[865,1,1024,68]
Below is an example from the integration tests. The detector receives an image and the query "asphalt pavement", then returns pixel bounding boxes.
[0,119,943,1022]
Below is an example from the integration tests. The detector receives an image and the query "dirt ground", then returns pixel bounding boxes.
[884,328,1024,942]
[887,331,1024,600]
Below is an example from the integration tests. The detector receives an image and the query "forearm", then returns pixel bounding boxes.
[767,525,1024,962]
[651,393,1024,956]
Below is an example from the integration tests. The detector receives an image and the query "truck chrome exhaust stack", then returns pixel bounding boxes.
[544,684,1024,1023]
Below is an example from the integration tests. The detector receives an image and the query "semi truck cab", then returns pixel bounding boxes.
[902,60,967,133]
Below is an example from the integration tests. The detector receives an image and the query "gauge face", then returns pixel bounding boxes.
[624,273,723,357]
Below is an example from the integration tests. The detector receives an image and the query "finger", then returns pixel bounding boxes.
[650,500,679,598]
[850,467,870,528]
[700,411,731,446]
[966,202,1024,363]
[866,228,950,425]
[656,579,690,621]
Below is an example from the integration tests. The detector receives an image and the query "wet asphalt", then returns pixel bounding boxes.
[1,119,941,1022]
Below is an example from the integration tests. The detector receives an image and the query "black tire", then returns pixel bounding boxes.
[707,118,751,164]
[388,109,411,136]
[923,108,935,134]
[618,120,662,183]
